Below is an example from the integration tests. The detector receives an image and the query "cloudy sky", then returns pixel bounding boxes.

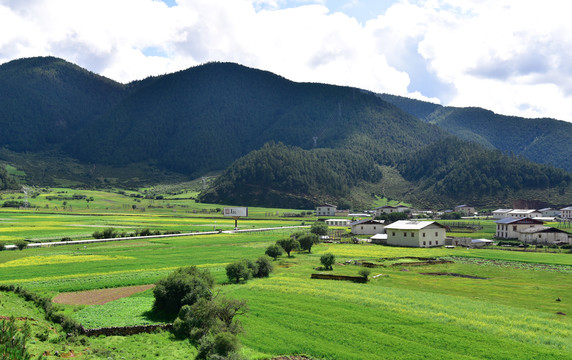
[1,0,571,122]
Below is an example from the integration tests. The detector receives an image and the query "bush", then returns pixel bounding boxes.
[0,243,5,251]
[226,260,253,284]
[359,269,371,281]
[14,241,27,250]
[298,233,319,253]
[320,253,336,270]
[276,238,300,257]
[254,256,273,278]
[265,244,283,260]
[310,222,328,236]
[152,266,215,317]
[61,237,72,242]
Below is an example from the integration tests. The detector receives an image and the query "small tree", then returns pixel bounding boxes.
[14,240,27,250]
[153,266,215,317]
[265,244,283,260]
[310,221,328,236]
[359,268,371,281]
[276,238,300,257]
[298,233,319,253]
[226,260,252,284]
[254,256,274,278]
[320,253,336,270]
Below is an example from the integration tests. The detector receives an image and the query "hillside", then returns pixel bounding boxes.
[378,94,572,172]
[0,57,126,152]
[66,62,445,176]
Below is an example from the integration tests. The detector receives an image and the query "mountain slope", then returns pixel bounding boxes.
[378,94,572,172]
[67,62,446,176]
[0,57,126,152]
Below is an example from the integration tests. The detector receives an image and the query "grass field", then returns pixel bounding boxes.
[1,227,571,359]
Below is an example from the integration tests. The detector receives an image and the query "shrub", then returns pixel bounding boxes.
[265,244,283,260]
[298,233,319,253]
[152,266,215,317]
[276,238,300,257]
[254,256,273,278]
[14,241,27,250]
[0,317,32,359]
[0,243,5,251]
[61,237,72,242]
[226,261,252,284]
[310,221,328,236]
[359,269,371,281]
[320,253,336,270]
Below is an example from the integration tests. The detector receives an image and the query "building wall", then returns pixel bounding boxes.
[519,232,570,244]
[561,209,572,219]
[386,225,445,247]
[496,223,543,239]
[316,206,336,216]
[326,219,350,227]
[352,223,385,235]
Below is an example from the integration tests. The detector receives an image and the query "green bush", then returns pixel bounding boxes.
[14,241,27,250]
[152,266,215,317]
[276,237,300,257]
[265,244,283,260]
[298,233,319,253]
[254,256,274,278]
[226,260,252,284]
[0,317,32,360]
[359,269,371,281]
[320,253,336,270]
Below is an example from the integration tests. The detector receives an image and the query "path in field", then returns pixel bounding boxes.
[52,284,154,305]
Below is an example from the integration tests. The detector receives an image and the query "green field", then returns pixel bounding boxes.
[1,225,571,359]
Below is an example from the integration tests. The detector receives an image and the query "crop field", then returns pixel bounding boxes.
[1,222,571,360]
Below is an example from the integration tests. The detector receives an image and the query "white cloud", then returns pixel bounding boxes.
[0,0,571,122]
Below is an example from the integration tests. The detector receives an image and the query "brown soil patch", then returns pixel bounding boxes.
[53,284,155,305]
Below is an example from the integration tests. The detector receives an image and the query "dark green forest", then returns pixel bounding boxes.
[379,94,572,172]
[0,57,571,208]
[200,142,383,208]
[0,167,18,191]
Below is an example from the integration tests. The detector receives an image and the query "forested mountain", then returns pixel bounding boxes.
[0,167,18,191]
[0,57,126,152]
[379,94,572,172]
[66,62,444,175]
[200,142,383,208]
[0,56,571,208]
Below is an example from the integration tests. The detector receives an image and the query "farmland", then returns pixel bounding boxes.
[0,192,571,359]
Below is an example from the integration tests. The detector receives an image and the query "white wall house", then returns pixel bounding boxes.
[455,205,475,216]
[518,227,571,244]
[385,221,447,247]
[495,218,544,239]
[325,219,351,227]
[350,219,385,235]
[507,209,542,219]
[560,207,572,219]
[493,209,512,219]
[316,204,337,217]
[538,208,561,218]
[374,205,409,216]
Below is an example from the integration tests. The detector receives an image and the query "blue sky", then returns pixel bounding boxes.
[1,0,571,122]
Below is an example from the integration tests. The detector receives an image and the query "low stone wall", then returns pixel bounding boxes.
[310,273,367,283]
[81,324,173,337]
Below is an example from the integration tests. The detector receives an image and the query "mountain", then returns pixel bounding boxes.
[378,94,572,172]
[0,56,571,208]
[66,62,445,176]
[0,56,126,152]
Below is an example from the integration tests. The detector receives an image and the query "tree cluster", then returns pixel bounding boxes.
[225,256,274,284]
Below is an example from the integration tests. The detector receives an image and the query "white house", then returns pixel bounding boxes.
[538,208,561,218]
[316,204,337,217]
[325,219,351,227]
[507,209,542,219]
[455,205,475,216]
[350,219,385,235]
[453,238,494,248]
[385,220,447,248]
[518,227,571,244]
[560,206,572,219]
[495,218,544,239]
[374,205,409,216]
[493,209,512,219]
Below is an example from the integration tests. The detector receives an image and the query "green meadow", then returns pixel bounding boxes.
[1,227,571,359]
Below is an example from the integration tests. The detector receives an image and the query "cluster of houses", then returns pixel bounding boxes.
[315,203,572,248]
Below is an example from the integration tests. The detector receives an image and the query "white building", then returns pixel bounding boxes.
[374,205,409,216]
[455,205,475,216]
[385,221,447,248]
[495,218,544,239]
[493,209,512,219]
[325,219,351,227]
[452,238,494,248]
[350,219,385,235]
[507,209,542,219]
[518,227,571,244]
[538,208,561,218]
[316,204,337,217]
[560,207,572,219]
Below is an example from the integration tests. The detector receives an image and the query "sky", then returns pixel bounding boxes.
[1,0,571,123]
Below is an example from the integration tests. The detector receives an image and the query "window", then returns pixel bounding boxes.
[423,232,426,237]
[404,232,407,237]
[373,226,376,230]
[429,241,432,245]
[513,226,517,231]
[361,226,363,230]
[423,241,426,246]
[411,232,414,237]
[392,232,396,236]
[435,232,438,237]
[435,241,438,245]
